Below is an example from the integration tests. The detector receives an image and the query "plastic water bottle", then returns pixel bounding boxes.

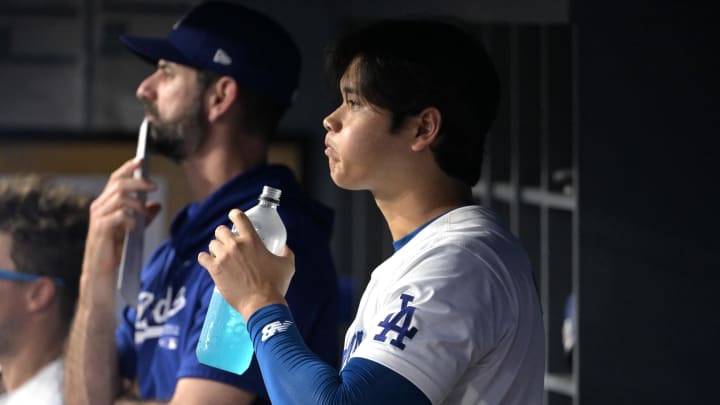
[196,186,286,374]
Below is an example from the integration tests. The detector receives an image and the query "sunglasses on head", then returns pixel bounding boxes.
[0,268,64,286]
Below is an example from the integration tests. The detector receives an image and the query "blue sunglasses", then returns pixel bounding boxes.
[0,269,64,286]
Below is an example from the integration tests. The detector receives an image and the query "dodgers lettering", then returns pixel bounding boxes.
[342,331,364,367]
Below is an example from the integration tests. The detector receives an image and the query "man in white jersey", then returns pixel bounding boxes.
[199,19,545,404]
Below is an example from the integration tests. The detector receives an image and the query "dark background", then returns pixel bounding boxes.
[1,1,717,403]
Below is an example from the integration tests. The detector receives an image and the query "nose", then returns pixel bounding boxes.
[136,72,157,102]
[323,107,341,133]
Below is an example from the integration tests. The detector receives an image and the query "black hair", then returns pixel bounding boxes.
[326,19,500,186]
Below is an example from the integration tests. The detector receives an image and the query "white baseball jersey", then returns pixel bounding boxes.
[0,358,63,405]
[341,205,545,405]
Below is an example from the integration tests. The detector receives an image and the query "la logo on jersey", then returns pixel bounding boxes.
[373,294,418,350]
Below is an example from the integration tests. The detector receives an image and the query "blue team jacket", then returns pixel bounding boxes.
[116,165,339,404]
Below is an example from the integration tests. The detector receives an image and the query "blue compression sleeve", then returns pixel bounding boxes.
[248,304,431,405]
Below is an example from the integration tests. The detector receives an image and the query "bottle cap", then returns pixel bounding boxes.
[260,186,281,204]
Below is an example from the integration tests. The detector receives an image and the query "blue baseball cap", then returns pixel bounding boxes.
[119,1,301,106]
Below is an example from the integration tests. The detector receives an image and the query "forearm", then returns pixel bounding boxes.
[64,272,122,405]
[248,305,337,404]
[114,377,257,405]
[248,305,430,405]
[114,400,165,405]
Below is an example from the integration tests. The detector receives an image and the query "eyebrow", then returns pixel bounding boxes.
[341,86,358,96]
[158,60,173,71]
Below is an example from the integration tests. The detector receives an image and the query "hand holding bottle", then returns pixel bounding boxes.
[202,208,295,319]
[197,186,295,375]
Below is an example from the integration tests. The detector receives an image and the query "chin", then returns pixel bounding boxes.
[329,174,366,191]
[329,171,350,190]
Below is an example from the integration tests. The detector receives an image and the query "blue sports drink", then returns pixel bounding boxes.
[196,290,253,373]
[196,186,286,374]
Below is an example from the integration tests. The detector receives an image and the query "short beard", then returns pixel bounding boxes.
[145,95,208,164]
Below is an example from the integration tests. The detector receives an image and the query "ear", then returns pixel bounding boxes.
[206,76,238,123]
[25,278,57,313]
[410,107,442,152]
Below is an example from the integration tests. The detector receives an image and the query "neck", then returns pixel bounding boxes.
[0,319,65,392]
[373,174,473,241]
[181,126,268,201]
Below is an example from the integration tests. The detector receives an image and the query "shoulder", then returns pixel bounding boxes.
[407,205,530,278]
[382,208,531,315]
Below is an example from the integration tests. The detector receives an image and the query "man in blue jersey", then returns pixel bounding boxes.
[64,2,339,404]
[200,19,545,404]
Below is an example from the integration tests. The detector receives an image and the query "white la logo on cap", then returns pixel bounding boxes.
[213,49,232,66]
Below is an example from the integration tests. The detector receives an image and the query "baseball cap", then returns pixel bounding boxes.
[119,1,301,106]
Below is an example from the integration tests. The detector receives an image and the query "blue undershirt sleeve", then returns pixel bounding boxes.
[247,304,431,405]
